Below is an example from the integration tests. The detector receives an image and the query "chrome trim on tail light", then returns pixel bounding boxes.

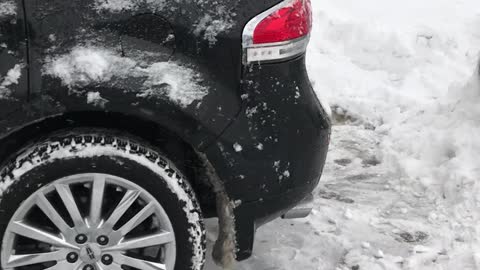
[245,36,309,63]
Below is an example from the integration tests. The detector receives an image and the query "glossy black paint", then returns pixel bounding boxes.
[206,55,331,259]
[0,0,331,261]
[0,0,28,122]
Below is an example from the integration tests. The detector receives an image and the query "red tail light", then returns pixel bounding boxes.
[243,0,312,63]
[253,0,312,44]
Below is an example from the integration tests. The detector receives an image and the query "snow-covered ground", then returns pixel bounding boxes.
[208,0,480,269]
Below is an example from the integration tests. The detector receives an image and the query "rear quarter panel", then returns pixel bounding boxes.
[0,0,282,151]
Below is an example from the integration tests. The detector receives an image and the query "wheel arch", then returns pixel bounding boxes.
[0,111,218,217]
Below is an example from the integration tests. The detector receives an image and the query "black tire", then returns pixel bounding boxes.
[0,131,206,270]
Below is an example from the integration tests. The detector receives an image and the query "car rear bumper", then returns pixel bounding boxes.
[281,193,314,219]
[204,54,331,260]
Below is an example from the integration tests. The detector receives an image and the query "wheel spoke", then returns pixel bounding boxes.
[90,175,106,227]
[95,262,123,270]
[115,254,166,270]
[104,231,174,252]
[118,202,155,236]
[103,190,140,232]
[45,260,82,270]
[5,250,66,268]
[55,184,86,230]
[35,192,74,236]
[9,221,78,249]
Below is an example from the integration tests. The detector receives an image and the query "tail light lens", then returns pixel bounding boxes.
[243,0,312,64]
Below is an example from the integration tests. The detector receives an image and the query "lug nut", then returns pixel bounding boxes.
[97,235,109,245]
[83,264,95,270]
[66,252,78,263]
[101,254,113,265]
[75,234,88,244]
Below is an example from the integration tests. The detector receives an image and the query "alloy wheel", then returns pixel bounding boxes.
[1,173,176,270]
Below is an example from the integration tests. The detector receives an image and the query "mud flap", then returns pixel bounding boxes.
[232,206,256,261]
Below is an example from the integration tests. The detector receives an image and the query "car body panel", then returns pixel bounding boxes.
[1,0,257,149]
[207,55,330,202]
[204,55,331,259]
[0,0,28,123]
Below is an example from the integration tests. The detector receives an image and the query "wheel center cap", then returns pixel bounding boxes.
[80,243,102,263]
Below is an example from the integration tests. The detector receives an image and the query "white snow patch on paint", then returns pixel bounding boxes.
[86,91,109,108]
[95,0,140,12]
[0,64,22,98]
[273,160,280,172]
[0,1,16,18]
[43,47,136,87]
[194,7,235,45]
[94,0,168,12]
[232,143,242,152]
[43,46,207,107]
[139,62,208,108]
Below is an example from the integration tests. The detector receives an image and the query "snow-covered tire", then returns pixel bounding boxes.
[0,131,206,270]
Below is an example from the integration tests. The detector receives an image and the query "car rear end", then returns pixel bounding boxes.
[204,0,331,260]
[0,0,330,265]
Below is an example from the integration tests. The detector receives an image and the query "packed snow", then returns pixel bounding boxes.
[0,1,16,18]
[0,64,22,98]
[43,46,208,107]
[86,91,109,108]
[206,0,480,269]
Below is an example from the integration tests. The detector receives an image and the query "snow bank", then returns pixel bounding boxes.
[307,0,480,203]
[382,67,480,240]
[307,0,480,126]
[302,0,480,269]
[43,46,208,107]
[0,1,16,18]
[0,64,22,98]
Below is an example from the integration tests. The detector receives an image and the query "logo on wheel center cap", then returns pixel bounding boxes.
[80,244,102,263]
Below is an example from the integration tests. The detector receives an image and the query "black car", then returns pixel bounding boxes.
[0,0,330,269]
